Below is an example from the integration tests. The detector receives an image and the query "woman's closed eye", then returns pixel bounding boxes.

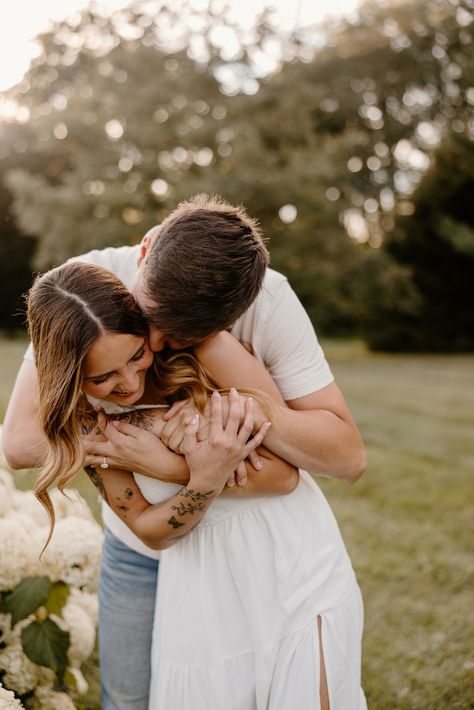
[131,347,146,361]
[91,374,112,386]
[89,347,146,385]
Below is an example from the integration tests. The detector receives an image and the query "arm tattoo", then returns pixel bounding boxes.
[84,465,110,505]
[79,407,157,436]
[106,409,157,431]
[170,501,206,516]
[168,515,185,529]
[168,519,202,540]
[180,489,215,501]
[166,487,215,534]
[79,412,101,436]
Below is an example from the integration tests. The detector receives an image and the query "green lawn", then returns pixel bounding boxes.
[1,334,473,709]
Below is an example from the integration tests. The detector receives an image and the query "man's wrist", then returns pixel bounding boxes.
[253,398,270,431]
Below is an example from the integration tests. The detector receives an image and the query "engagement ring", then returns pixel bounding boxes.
[100,457,109,469]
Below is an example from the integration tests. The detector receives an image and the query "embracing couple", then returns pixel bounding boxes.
[3,194,367,710]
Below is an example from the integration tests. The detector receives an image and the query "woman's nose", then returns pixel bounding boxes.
[120,368,140,391]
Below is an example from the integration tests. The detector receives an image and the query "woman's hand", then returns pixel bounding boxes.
[82,409,190,484]
[184,389,271,495]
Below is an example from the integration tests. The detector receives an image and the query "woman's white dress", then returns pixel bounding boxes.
[135,469,367,710]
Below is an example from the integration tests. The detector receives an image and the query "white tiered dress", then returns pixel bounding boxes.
[135,469,367,710]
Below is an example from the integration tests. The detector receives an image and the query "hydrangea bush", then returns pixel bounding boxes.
[0,431,103,709]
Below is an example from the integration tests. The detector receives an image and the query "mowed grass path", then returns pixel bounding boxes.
[1,335,473,709]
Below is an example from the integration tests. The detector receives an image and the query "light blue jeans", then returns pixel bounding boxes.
[99,528,159,710]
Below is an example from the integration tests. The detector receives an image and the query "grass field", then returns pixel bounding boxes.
[1,335,473,709]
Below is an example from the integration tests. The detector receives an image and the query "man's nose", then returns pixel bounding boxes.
[148,326,166,352]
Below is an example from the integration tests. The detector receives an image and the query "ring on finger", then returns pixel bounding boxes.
[100,457,109,469]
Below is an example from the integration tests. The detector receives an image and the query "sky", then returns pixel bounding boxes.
[0,0,361,91]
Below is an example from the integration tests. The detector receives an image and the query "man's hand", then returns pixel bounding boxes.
[162,397,264,486]
[183,391,271,495]
[161,399,205,452]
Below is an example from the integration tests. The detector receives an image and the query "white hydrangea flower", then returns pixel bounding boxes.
[3,516,44,573]
[30,686,76,709]
[50,489,95,523]
[68,589,98,627]
[4,615,36,645]
[0,682,24,709]
[0,519,37,592]
[0,467,14,488]
[10,490,49,528]
[0,637,40,695]
[52,602,95,666]
[39,517,103,591]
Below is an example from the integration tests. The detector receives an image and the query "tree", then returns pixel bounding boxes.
[368,134,474,351]
[0,122,37,329]
[2,0,472,342]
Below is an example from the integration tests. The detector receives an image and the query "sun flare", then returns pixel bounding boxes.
[0,0,361,93]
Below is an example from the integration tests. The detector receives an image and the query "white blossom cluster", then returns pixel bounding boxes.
[0,430,103,709]
[0,681,24,709]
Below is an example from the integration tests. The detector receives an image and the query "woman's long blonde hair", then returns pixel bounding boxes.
[27,262,223,548]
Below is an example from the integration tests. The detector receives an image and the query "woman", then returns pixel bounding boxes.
[28,261,366,710]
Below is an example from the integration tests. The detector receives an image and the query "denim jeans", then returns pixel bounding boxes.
[99,528,159,710]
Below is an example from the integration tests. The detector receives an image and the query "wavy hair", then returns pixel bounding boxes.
[27,262,224,550]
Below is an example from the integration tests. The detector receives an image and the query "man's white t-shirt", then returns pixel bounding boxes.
[25,244,334,558]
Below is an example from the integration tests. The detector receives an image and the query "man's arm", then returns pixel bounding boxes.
[194,332,366,483]
[259,384,366,482]
[2,359,47,469]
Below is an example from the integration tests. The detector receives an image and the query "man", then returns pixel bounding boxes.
[3,194,365,709]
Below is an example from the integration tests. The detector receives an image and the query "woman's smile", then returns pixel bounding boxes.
[82,332,154,405]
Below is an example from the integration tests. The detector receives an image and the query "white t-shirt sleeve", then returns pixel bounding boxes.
[24,343,34,362]
[258,279,334,401]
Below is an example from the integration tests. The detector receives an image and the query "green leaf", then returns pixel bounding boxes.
[45,581,69,616]
[21,618,70,680]
[64,670,77,689]
[3,576,52,626]
[0,591,9,613]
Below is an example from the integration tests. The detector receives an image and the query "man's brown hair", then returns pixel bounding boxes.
[142,194,269,342]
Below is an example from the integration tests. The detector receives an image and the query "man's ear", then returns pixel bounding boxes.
[137,227,159,267]
[137,237,149,267]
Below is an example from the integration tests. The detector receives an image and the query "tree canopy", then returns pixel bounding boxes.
[0,0,472,348]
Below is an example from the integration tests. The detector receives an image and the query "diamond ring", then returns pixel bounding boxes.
[100,457,109,470]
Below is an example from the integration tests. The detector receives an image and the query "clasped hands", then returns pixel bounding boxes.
[82,389,267,488]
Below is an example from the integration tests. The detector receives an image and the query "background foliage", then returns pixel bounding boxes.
[0,0,473,348]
